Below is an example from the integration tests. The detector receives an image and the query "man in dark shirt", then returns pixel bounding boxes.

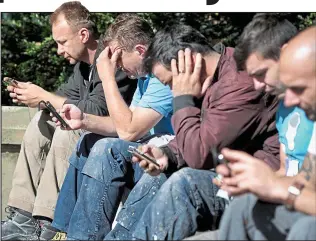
[1,2,136,240]
[104,24,280,240]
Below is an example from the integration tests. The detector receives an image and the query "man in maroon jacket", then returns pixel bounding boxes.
[104,24,280,240]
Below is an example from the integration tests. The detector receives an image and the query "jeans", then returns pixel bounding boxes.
[106,168,228,240]
[219,193,316,240]
[52,132,144,240]
[52,132,105,232]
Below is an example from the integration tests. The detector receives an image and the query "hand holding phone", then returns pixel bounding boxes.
[128,145,160,168]
[3,77,19,88]
[39,100,70,129]
[211,147,231,176]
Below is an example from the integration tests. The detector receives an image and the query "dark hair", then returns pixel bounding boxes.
[50,1,98,38]
[234,13,298,71]
[143,24,215,72]
[103,13,154,52]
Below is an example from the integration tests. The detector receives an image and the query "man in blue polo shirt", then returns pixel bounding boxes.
[233,13,314,177]
[39,13,174,240]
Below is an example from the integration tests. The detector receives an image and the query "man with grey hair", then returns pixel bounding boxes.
[2,2,136,240]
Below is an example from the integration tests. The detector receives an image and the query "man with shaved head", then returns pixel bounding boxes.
[279,26,316,121]
[217,26,316,240]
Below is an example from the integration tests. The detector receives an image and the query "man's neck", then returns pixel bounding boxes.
[82,39,98,65]
[199,52,221,93]
[204,52,221,79]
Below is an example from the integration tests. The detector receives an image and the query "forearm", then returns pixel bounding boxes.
[102,80,134,135]
[82,114,117,136]
[275,145,287,176]
[41,91,67,109]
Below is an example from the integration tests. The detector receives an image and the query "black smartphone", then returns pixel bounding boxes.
[3,77,18,87]
[39,100,70,129]
[128,146,160,168]
[211,147,231,175]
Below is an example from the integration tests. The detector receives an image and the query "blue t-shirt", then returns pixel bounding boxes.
[130,76,174,135]
[276,100,314,175]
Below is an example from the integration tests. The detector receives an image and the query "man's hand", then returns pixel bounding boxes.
[51,104,83,130]
[96,46,122,83]
[7,81,45,107]
[132,145,169,176]
[214,148,281,203]
[171,48,212,98]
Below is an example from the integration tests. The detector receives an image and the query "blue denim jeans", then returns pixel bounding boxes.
[219,193,315,240]
[106,168,228,240]
[52,132,144,240]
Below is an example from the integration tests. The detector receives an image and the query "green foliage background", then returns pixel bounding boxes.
[1,12,315,105]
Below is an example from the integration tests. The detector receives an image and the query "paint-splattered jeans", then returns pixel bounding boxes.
[52,132,144,240]
[106,168,228,240]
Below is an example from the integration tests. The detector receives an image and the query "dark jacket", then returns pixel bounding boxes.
[162,46,280,172]
[55,40,137,116]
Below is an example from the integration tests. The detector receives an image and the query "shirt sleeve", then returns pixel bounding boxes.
[275,104,284,144]
[133,77,173,118]
[130,80,141,107]
[307,123,316,155]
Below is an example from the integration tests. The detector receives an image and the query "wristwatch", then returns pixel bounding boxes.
[285,180,305,211]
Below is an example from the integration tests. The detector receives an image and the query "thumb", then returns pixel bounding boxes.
[111,49,122,66]
[221,148,254,164]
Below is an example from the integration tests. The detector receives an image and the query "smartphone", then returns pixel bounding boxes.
[3,78,18,87]
[39,100,70,129]
[211,147,231,175]
[127,146,160,168]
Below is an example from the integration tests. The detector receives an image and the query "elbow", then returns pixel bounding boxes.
[117,130,141,142]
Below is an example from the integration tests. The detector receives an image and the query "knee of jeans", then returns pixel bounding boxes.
[81,138,122,182]
[163,169,190,192]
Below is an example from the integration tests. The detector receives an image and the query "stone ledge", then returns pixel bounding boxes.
[1,106,38,145]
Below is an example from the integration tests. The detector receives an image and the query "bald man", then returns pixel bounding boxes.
[279,26,316,121]
[216,26,316,240]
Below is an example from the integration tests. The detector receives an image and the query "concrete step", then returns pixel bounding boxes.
[1,106,38,145]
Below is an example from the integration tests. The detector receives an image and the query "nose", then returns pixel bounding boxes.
[57,43,64,56]
[284,89,300,107]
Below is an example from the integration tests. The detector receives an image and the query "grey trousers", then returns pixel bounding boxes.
[219,193,316,240]
[8,110,81,219]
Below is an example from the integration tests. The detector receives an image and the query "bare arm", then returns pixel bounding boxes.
[81,114,117,136]
[40,91,67,109]
[96,47,170,142]
[100,79,162,141]
[275,144,287,176]
[270,152,316,215]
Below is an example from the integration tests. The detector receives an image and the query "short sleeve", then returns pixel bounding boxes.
[307,123,316,155]
[130,80,142,107]
[136,77,173,118]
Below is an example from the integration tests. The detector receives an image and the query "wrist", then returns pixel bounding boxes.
[271,178,291,203]
[81,113,88,130]
[38,88,47,102]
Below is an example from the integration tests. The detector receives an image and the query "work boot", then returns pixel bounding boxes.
[1,207,40,240]
[39,222,66,240]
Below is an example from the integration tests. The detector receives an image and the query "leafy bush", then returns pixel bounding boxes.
[1,12,315,105]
